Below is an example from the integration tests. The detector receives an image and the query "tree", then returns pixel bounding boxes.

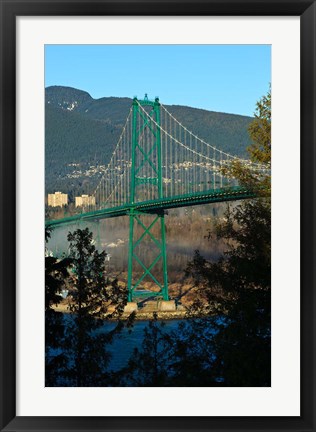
[62,227,127,386]
[248,88,271,164]
[45,227,71,386]
[117,313,172,386]
[166,316,219,386]
[184,89,271,386]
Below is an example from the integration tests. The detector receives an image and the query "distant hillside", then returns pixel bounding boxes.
[45,86,253,196]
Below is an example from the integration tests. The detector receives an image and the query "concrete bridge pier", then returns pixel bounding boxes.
[124,302,138,313]
[158,300,176,311]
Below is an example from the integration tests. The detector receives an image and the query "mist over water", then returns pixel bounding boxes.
[46,203,229,284]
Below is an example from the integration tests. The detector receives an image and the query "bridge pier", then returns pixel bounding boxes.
[158,300,176,312]
[124,302,138,313]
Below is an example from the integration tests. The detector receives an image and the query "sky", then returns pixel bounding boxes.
[45,45,270,117]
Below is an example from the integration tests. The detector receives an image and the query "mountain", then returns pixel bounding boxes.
[45,86,254,196]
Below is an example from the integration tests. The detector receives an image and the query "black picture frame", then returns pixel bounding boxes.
[1,1,315,431]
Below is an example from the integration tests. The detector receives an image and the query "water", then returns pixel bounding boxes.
[99,319,183,371]
[47,315,220,385]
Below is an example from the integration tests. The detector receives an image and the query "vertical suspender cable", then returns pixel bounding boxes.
[220,151,223,188]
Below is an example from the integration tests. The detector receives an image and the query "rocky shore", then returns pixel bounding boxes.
[52,301,189,320]
[51,281,213,321]
[121,309,187,320]
[51,300,215,321]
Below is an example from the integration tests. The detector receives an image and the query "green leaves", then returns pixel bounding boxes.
[247,88,271,165]
[46,227,127,386]
[183,89,271,386]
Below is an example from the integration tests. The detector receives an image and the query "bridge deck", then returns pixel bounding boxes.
[45,186,256,228]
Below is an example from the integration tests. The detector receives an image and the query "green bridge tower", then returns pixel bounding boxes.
[127,95,169,302]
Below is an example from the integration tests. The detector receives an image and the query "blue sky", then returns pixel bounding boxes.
[45,45,270,117]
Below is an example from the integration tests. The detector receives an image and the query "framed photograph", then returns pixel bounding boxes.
[0,1,315,431]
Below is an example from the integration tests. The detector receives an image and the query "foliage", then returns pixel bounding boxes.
[117,313,171,386]
[183,88,271,386]
[45,227,71,386]
[59,228,126,386]
[67,228,108,317]
[45,229,71,311]
[166,317,218,386]
[45,227,129,386]
[220,89,271,198]
[247,88,271,164]
[185,199,271,386]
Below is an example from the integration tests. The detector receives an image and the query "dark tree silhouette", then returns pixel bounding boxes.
[184,89,271,386]
[61,228,127,386]
[117,313,172,387]
[45,227,71,386]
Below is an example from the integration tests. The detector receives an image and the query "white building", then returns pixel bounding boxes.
[47,191,68,207]
[75,194,96,207]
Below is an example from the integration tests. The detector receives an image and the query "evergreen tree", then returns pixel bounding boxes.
[117,314,171,386]
[62,228,126,386]
[166,316,218,386]
[184,89,271,386]
[45,227,71,386]
[248,88,271,164]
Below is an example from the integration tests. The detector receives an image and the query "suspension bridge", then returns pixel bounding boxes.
[46,95,268,304]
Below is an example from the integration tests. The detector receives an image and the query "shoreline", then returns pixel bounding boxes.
[51,303,211,321]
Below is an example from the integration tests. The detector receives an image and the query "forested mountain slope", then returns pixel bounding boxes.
[45,86,253,196]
